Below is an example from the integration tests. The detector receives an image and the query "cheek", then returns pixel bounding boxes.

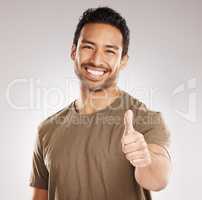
[108,59,121,72]
[78,49,94,62]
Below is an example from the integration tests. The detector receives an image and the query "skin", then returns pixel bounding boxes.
[71,23,128,114]
[31,187,48,200]
[31,23,171,199]
[122,110,171,191]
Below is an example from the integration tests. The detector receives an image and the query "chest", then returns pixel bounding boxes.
[44,123,127,172]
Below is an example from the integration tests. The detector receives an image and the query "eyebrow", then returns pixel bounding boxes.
[81,39,120,50]
[81,39,95,45]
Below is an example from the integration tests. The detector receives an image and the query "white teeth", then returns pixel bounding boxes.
[86,68,104,76]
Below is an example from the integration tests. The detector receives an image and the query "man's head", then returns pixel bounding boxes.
[71,7,130,91]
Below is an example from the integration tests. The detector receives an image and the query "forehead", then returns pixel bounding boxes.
[78,23,123,47]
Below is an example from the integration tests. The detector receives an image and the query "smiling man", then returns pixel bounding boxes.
[29,7,171,200]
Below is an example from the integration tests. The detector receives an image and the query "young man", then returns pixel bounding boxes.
[29,7,171,200]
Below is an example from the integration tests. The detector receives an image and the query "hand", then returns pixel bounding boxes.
[121,109,152,167]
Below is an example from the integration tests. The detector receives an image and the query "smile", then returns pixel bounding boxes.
[84,66,108,80]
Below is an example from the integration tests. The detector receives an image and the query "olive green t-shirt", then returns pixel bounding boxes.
[29,90,170,200]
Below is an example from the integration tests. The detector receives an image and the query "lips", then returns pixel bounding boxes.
[83,65,109,80]
[86,68,105,76]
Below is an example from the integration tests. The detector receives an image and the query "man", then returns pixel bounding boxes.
[29,7,171,200]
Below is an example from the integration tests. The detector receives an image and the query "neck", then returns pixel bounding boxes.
[76,84,122,115]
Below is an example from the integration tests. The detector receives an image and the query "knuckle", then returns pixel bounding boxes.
[142,141,147,148]
[144,149,148,156]
[138,134,143,139]
[126,154,130,160]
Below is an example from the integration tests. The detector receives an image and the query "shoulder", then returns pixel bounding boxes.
[123,90,156,114]
[124,91,166,130]
[125,91,170,146]
[37,103,73,141]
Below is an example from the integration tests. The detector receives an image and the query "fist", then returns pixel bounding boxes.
[121,109,151,167]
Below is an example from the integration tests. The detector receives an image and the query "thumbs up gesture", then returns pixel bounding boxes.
[121,110,152,167]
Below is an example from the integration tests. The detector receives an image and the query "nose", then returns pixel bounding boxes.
[90,49,104,66]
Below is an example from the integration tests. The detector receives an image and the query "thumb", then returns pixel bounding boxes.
[124,109,134,135]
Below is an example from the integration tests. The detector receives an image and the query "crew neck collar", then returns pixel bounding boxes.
[70,89,127,117]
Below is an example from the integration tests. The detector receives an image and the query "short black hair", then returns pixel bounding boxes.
[73,7,130,57]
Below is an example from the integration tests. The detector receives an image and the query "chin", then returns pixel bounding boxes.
[86,84,105,92]
[87,82,115,92]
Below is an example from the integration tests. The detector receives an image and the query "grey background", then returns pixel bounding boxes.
[0,0,202,199]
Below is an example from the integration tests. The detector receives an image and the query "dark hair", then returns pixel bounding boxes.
[73,7,130,57]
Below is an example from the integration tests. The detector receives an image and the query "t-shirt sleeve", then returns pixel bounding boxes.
[29,127,49,190]
[132,105,171,148]
[142,112,170,147]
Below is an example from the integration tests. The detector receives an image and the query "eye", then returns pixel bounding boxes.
[82,45,93,49]
[105,50,115,55]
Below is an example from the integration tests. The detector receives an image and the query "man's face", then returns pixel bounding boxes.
[71,23,128,92]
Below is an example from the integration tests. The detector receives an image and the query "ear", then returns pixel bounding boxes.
[120,54,129,70]
[71,44,77,61]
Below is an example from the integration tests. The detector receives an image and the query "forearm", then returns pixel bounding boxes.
[135,152,171,191]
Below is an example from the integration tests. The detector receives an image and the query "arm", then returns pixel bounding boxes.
[135,144,172,191]
[122,110,171,192]
[29,126,49,199]
[31,187,48,200]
